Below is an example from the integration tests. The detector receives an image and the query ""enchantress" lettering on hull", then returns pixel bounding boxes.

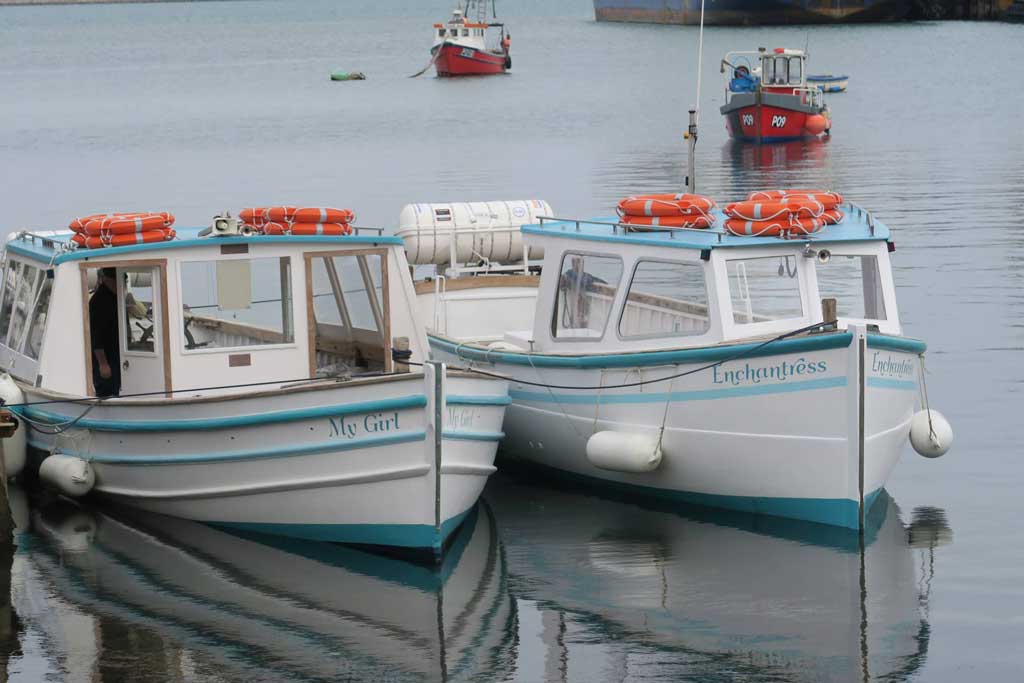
[713,357,828,386]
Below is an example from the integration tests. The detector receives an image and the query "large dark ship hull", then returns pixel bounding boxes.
[593,0,913,25]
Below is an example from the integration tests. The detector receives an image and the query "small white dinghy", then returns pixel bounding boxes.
[0,208,508,561]
[403,192,950,530]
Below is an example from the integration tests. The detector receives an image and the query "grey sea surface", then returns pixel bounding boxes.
[1,1,1022,681]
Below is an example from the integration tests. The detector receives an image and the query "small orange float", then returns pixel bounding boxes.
[72,229,176,249]
[821,208,845,225]
[724,217,824,237]
[261,222,353,236]
[617,194,715,217]
[620,215,714,229]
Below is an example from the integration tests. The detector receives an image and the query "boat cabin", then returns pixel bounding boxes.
[422,206,900,354]
[0,227,426,399]
[724,48,821,103]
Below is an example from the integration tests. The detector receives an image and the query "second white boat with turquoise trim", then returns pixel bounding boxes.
[410,192,950,530]
[0,212,508,561]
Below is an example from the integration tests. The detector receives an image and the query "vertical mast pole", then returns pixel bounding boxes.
[686,0,707,194]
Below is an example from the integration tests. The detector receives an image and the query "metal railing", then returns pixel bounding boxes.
[536,215,726,244]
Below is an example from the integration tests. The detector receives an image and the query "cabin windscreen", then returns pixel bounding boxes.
[0,259,52,362]
[308,253,388,377]
[619,260,710,339]
[816,255,887,321]
[179,257,294,351]
[727,256,804,324]
[552,253,622,341]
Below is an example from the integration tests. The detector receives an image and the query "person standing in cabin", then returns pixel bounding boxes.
[501,32,511,54]
[90,267,121,397]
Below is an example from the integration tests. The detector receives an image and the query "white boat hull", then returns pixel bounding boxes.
[431,329,921,528]
[18,370,508,557]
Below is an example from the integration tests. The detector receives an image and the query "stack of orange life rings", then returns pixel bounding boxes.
[239,207,355,236]
[723,190,845,237]
[69,212,176,249]
[616,194,716,230]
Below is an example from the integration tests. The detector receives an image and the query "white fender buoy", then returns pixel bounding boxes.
[39,453,95,497]
[909,409,953,458]
[586,431,662,473]
[32,508,97,552]
[0,373,27,479]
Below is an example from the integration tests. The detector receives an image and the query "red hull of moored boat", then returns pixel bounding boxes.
[433,42,508,76]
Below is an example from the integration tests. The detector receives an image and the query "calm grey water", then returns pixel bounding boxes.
[1,1,1022,681]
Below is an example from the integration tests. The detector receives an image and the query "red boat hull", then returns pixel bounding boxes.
[433,42,509,76]
[721,93,830,143]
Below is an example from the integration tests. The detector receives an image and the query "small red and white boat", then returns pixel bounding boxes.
[430,2,510,77]
[719,47,832,143]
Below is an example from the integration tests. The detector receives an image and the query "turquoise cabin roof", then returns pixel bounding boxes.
[521,207,890,251]
[3,227,404,266]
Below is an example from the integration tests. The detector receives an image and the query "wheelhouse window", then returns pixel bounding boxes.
[816,254,887,321]
[438,28,445,37]
[619,260,710,338]
[552,253,622,340]
[727,256,804,324]
[308,252,389,377]
[762,57,775,84]
[0,260,51,361]
[774,56,789,85]
[180,257,293,351]
[789,57,802,84]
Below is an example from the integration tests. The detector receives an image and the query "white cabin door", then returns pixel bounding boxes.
[117,266,167,396]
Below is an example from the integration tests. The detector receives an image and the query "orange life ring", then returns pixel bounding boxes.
[71,229,176,249]
[746,190,843,210]
[821,208,845,225]
[261,222,353,236]
[724,217,823,237]
[617,193,715,217]
[239,207,272,226]
[263,207,355,224]
[723,199,825,221]
[70,212,174,234]
[620,214,714,229]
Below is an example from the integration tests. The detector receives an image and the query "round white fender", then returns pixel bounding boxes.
[39,453,96,497]
[586,431,663,473]
[0,373,27,479]
[909,409,953,458]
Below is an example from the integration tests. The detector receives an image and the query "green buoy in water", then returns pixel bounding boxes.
[330,71,366,81]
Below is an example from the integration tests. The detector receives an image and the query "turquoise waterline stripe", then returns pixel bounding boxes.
[510,376,846,405]
[75,431,426,465]
[20,394,427,433]
[431,332,853,369]
[867,377,917,391]
[214,506,474,551]
[866,333,927,354]
[442,429,505,442]
[503,457,884,530]
[446,395,512,407]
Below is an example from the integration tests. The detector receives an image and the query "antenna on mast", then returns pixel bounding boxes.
[684,0,707,194]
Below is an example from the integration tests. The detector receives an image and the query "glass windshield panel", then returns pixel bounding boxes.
[309,253,387,376]
[816,255,888,321]
[790,57,802,84]
[5,264,42,352]
[727,256,804,324]
[121,270,157,354]
[763,57,775,84]
[23,275,52,360]
[553,253,622,340]
[619,260,710,338]
[0,261,24,347]
[180,257,293,351]
[775,56,789,84]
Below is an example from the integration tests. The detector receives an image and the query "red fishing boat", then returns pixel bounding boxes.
[430,1,510,77]
[719,47,832,143]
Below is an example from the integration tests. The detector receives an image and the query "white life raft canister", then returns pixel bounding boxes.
[0,373,27,479]
[397,200,551,266]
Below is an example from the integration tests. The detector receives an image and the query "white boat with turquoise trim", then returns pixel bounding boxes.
[0,217,508,560]
[410,194,949,530]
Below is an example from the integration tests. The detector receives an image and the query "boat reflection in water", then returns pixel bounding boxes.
[722,136,831,172]
[486,473,951,683]
[12,490,515,682]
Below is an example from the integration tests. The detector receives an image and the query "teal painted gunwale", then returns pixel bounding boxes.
[866,333,927,354]
[68,431,427,465]
[18,394,427,432]
[431,331,854,369]
[446,395,512,406]
[5,228,403,266]
[442,429,505,442]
